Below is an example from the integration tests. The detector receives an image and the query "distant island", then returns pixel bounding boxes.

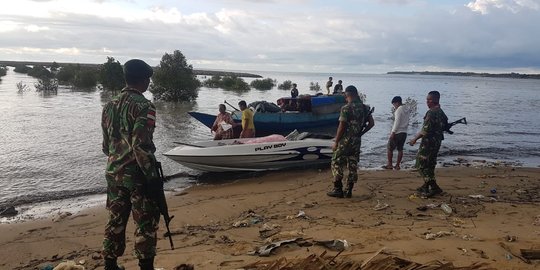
[387,71,540,79]
[0,60,262,78]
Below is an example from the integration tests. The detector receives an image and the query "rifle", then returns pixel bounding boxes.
[444,117,467,134]
[155,162,175,250]
[360,106,375,136]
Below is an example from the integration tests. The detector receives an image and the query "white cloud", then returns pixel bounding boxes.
[0,21,20,33]
[467,0,540,14]
[24,25,50,32]
[0,1,539,72]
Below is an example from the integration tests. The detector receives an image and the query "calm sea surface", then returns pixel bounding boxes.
[1,67,539,214]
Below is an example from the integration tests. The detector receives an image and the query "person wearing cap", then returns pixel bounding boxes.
[101,59,161,270]
[384,96,409,170]
[408,91,448,197]
[327,85,374,198]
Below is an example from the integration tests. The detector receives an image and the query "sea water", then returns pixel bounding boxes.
[1,67,539,221]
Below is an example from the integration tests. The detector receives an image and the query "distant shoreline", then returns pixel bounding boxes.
[387,71,540,79]
[0,60,262,78]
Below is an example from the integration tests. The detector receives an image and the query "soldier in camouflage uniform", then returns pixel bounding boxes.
[408,91,448,198]
[327,86,374,198]
[101,59,160,270]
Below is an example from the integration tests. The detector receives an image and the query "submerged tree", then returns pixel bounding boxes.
[56,64,98,88]
[35,77,59,94]
[72,67,98,88]
[13,64,31,74]
[309,82,321,91]
[0,65,7,79]
[16,81,31,93]
[250,78,276,90]
[28,65,53,79]
[50,61,60,73]
[99,57,124,91]
[390,97,419,125]
[278,80,292,90]
[203,75,250,91]
[56,65,77,84]
[150,50,200,102]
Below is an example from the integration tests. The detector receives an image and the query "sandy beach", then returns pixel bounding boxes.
[1,166,539,269]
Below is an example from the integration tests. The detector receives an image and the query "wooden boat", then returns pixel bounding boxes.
[189,95,345,136]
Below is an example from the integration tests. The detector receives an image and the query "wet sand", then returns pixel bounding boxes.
[0,166,539,269]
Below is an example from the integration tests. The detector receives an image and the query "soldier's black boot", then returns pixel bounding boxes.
[104,258,125,270]
[327,181,344,198]
[345,182,354,198]
[139,257,155,270]
[426,180,443,197]
[416,182,429,195]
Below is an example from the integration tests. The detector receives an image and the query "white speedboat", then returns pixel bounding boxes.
[164,134,333,172]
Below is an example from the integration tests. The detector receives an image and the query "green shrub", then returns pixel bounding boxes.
[203,75,222,88]
[203,75,250,91]
[56,65,76,84]
[99,57,124,91]
[0,66,6,77]
[28,65,53,79]
[14,64,31,73]
[150,50,201,102]
[250,78,276,90]
[309,82,321,91]
[50,61,60,73]
[72,67,98,88]
[278,80,292,90]
[221,76,250,91]
[35,77,58,93]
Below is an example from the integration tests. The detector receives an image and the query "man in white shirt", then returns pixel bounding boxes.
[384,96,409,170]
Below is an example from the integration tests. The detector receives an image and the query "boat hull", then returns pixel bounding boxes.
[164,138,333,172]
[188,111,339,136]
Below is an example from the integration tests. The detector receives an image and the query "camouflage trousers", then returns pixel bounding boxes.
[331,140,361,184]
[415,137,442,183]
[102,173,160,260]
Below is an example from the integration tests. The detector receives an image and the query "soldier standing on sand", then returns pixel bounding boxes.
[408,91,448,198]
[327,86,374,198]
[101,59,160,270]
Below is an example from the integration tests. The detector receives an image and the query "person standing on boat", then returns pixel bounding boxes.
[408,91,448,198]
[290,83,299,98]
[333,80,343,94]
[326,77,333,95]
[290,83,300,110]
[212,104,235,140]
[327,86,374,198]
[384,96,409,170]
[238,100,256,138]
[101,59,160,270]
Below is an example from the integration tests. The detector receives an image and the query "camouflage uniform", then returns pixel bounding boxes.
[101,87,160,260]
[331,100,369,185]
[415,106,448,182]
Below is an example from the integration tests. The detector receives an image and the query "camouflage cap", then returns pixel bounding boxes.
[124,59,153,79]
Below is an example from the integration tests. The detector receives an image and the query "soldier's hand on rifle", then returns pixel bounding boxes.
[147,178,164,198]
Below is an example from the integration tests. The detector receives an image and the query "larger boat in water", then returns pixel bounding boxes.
[188,95,345,136]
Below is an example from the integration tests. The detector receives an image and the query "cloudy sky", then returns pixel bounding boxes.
[1,0,539,73]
